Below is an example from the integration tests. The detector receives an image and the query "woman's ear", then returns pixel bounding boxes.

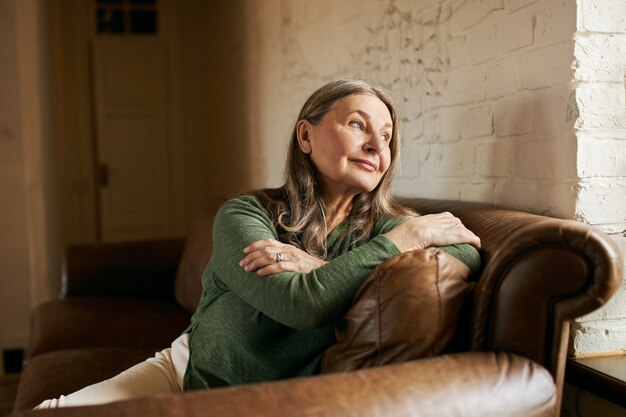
[296,120,312,154]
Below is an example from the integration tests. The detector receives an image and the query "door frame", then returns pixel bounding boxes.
[50,0,186,244]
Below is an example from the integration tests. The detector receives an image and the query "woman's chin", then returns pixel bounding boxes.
[359,182,382,194]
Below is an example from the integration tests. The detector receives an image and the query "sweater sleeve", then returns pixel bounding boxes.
[208,197,401,330]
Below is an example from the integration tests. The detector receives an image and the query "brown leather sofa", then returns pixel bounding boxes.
[12,198,623,417]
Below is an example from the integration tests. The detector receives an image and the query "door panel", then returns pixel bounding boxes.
[92,38,172,242]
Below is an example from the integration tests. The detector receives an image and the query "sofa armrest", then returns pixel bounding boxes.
[12,352,556,417]
[62,238,186,300]
[400,197,623,411]
[470,217,622,416]
[472,218,622,368]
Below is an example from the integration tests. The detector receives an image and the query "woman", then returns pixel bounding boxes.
[36,79,481,408]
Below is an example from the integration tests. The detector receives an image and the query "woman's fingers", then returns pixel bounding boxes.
[240,249,283,272]
[240,239,327,275]
[384,212,481,253]
[256,261,297,276]
[243,238,282,254]
[240,239,283,271]
[463,229,481,249]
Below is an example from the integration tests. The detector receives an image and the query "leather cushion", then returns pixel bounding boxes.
[14,347,158,410]
[321,247,474,373]
[27,298,190,358]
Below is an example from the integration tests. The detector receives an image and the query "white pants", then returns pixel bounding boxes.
[35,333,190,409]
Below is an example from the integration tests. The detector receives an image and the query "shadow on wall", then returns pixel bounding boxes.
[485,90,578,219]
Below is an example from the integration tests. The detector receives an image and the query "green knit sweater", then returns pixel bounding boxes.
[183,195,481,390]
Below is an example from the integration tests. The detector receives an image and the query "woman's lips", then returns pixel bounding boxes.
[351,159,378,172]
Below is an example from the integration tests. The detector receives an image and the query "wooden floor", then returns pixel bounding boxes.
[0,374,19,417]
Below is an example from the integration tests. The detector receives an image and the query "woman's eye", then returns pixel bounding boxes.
[349,120,364,130]
[381,132,391,141]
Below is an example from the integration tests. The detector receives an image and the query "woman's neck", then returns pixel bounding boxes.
[322,192,354,232]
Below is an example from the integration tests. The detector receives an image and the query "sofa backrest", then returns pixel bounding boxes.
[174,198,226,314]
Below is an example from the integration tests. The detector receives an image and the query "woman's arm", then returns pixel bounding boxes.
[209,197,401,329]
[241,213,482,277]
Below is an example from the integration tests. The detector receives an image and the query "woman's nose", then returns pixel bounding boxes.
[364,134,384,154]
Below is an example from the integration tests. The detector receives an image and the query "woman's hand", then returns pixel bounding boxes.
[239,238,328,276]
[384,212,481,253]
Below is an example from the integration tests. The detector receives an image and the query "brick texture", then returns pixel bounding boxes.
[572,0,626,355]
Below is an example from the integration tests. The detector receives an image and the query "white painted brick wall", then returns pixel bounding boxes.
[517,40,574,90]
[494,96,534,136]
[570,234,626,356]
[575,83,626,130]
[578,236,626,323]
[574,36,626,82]
[437,142,477,177]
[513,138,577,180]
[507,0,539,13]
[449,0,504,35]
[486,57,518,98]
[254,0,625,356]
[462,105,494,138]
[532,89,576,135]
[468,24,498,64]
[398,139,422,180]
[533,0,576,46]
[438,106,464,142]
[492,180,578,217]
[570,320,626,355]
[496,7,534,53]
[447,36,468,68]
[571,0,626,355]
[577,134,626,178]
[476,139,512,177]
[459,180,496,202]
[575,180,626,225]
[578,0,626,33]
[439,67,486,106]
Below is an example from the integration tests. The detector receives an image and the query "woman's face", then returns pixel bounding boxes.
[297,94,393,199]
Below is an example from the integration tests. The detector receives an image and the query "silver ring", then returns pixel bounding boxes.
[275,252,285,263]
